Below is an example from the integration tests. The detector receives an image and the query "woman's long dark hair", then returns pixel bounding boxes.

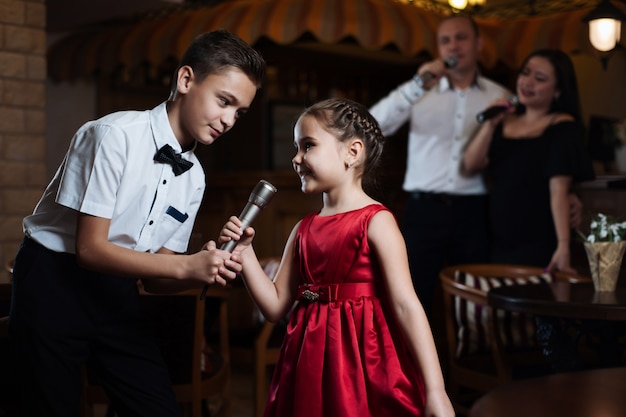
[518,49,582,121]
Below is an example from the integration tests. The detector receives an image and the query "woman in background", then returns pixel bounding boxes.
[463,49,594,272]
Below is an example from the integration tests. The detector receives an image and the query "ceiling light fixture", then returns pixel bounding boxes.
[447,0,485,11]
[448,0,468,9]
[583,0,626,52]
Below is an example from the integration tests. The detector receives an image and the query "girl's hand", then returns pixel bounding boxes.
[423,389,455,417]
[219,216,243,247]
[218,216,255,253]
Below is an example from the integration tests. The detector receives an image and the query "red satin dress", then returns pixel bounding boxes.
[264,204,426,417]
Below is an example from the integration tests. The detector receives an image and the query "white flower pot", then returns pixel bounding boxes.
[584,241,626,292]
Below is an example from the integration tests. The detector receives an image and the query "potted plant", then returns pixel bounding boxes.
[578,213,626,291]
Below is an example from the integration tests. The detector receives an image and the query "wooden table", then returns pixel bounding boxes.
[488,281,626,321]
[469,366,626,417]
[488,282,626,371]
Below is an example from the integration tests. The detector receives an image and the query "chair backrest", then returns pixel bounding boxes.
[82,285,232,417]
[139,289,204,385]
[438,263,590,413]
[254,257,282,417]
[441,264,548,358]
[142,285,232,417]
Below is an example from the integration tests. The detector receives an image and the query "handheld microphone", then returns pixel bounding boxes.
[476,96,519,124]
[413,56,458,88]
[200,179,278,299]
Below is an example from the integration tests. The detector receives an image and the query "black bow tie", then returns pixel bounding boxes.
[154,144,194,176]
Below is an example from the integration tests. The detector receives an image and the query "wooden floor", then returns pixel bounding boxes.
[231,364,255,417]
[93,364,255,417]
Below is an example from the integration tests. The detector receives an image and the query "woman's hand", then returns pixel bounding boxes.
[483,97,516,127]
[546,243,576,273]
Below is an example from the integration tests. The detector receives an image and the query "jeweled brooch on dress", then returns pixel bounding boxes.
[301,289,320,302]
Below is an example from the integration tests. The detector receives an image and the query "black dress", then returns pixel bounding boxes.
[486,120,595,267]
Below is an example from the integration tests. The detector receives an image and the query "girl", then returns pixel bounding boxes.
[463,49,594,272]
[221,98,454,417]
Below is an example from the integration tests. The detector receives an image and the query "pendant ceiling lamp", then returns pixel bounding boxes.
[582,0,626,51]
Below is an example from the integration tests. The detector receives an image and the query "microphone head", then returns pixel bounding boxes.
[443,56,458,69]
[509,95,519,106]
[248,180,278,209]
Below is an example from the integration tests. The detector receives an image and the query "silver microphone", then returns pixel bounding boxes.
[413,56,458,88]
[200,180,277,299]
[221,180,277,252]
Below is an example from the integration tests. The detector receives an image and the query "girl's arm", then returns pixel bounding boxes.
[546,175,575,273]
[220,216,301,323]
[368,211,454,417]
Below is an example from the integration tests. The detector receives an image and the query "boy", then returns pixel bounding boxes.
[9,30,265,416]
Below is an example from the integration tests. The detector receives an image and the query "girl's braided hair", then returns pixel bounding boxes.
[300,98,386,191]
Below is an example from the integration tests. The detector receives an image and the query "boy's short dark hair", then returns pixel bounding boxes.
[171,29,266,94]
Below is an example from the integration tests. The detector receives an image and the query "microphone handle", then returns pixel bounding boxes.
[414,56,457,88]
[477,96,519,124]
[414,71,435,88]
[200,202,261,299]
[220,203,261,252]
[476,105,509,124]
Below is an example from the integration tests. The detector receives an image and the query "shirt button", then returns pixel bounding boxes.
[149,220,154,225]
[163,180,167,184]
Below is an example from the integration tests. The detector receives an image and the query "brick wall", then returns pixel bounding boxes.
[0,0,46,282]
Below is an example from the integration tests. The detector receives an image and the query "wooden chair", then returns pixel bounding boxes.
[439,263,590,415]
[82,285,232,417]
[253,257,283,417]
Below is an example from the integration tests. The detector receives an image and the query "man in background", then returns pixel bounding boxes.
[370,15,508,316]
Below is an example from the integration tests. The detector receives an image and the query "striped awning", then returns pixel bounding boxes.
[48,0,441,81]
[48,0,625,81]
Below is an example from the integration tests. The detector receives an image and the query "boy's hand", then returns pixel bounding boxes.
[192,240,241,286]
